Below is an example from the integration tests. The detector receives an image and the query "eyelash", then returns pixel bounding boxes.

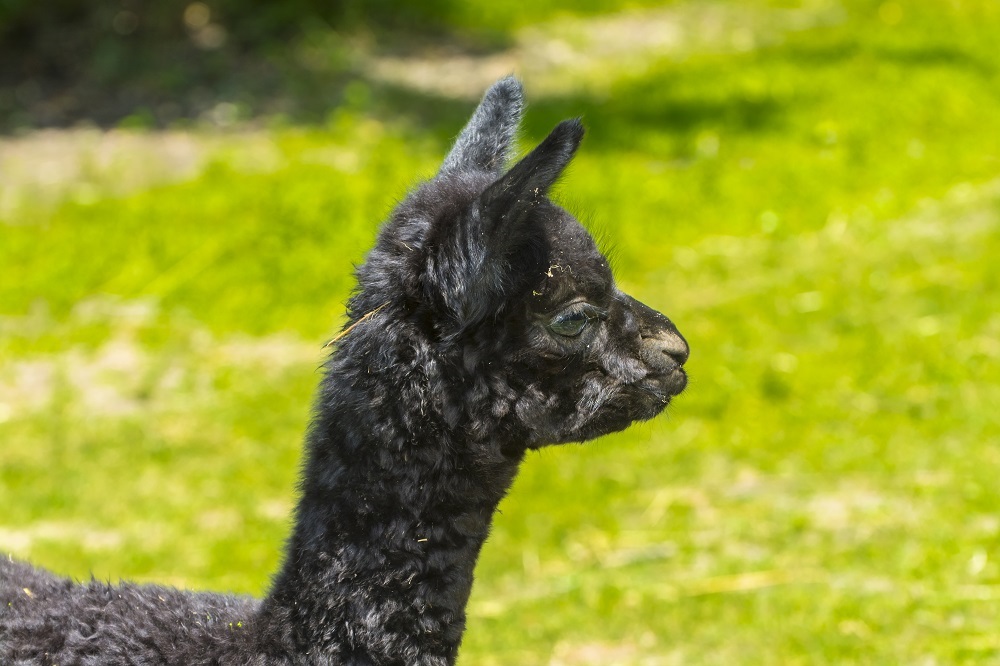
[547,303,607,337]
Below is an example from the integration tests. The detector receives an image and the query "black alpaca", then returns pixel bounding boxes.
[0,77,688,665]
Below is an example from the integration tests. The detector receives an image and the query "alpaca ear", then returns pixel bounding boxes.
[476,118,584,228]
[439,76,524,175]
[447,119,585,329]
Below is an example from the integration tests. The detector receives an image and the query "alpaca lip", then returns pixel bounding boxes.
[667,367,688,395]
[646,367,688,400]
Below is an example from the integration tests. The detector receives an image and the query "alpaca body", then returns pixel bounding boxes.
[1,78,689,665]
[1,558,257,664]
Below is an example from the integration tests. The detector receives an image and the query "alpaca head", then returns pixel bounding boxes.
[347,77,688,451]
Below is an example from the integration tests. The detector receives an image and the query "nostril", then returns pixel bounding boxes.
[640,331,689,372]
[656,332,689,366]
[663,344,689,366]
[662,348,680,364]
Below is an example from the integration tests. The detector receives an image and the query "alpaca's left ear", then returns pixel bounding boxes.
[439,76,524,176]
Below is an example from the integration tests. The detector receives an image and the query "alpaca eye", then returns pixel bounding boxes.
[550,310,589,337]
[548,304,604,337]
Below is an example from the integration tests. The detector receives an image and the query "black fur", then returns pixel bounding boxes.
[0,77,689,666]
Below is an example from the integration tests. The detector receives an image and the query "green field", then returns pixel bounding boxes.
[2,1,1000,663]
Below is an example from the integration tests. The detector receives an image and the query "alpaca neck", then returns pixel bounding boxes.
[260,385,523,665]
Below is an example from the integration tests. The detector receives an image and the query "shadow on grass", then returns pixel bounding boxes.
[8,8,995,140]
[0,20,510,133]
[369,76,789,156]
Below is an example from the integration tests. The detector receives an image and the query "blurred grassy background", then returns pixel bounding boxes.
[2,0,1000,664]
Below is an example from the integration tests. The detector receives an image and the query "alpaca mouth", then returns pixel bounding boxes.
[565,371,685,443]
[626,369,687,421]
[645,367,688,402]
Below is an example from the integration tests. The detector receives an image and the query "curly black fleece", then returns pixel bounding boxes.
[1,77,689,666]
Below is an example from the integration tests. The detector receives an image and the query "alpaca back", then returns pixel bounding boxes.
[1,557,259,665]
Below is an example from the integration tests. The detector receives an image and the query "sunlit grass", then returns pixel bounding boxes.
[2,1,1000,664]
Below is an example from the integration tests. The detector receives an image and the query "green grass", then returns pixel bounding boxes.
[3,1,1000,663]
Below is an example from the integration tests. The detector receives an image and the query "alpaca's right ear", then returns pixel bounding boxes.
[476,119,584,225]
[439,76,523,176]
[444,119,585,330]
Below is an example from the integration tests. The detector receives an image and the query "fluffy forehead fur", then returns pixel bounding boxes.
[353,171,605,321]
